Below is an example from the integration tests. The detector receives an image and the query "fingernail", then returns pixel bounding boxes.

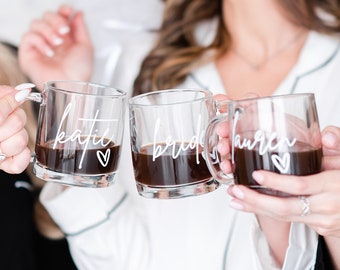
[53,37,64,46]
[252,171,264,184]
[59,26,70,35]
[232,186,244,199]
[230,200,244,210]
[15,89,30,102]
[46,48,55,58]
[15,83,36,91]
[323,132,337,147]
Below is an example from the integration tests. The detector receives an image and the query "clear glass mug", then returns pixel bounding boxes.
[129,89,219,199]
[30,80,126,187]
[204,93,323,197]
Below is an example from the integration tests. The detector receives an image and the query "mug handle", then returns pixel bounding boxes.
[204,113,234,185]
[26,92,43,103]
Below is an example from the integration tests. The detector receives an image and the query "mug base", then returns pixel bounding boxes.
[33,162,116,188]
[136,178,220,199]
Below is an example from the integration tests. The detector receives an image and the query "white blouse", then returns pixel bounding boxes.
[40,18,340,270]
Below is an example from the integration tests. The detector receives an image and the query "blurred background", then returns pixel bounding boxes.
[0,0,164,86]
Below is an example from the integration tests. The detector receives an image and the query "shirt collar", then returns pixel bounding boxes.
[293,31,340,77]
[188,30,340,95]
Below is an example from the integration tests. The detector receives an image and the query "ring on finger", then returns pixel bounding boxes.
[298,195,311,216]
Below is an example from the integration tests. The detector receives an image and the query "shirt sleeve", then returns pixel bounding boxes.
[282,223,318,270]
[40,182,150,270]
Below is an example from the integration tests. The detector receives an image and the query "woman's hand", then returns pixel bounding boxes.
[18,5,94,90]
[227,125,340,237]
[0,85,32,174]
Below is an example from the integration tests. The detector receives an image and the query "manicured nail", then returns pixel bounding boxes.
[59,26,70,35]
[229,200,244,210]
[53,37,64,46]
[252,171,264,184]
[46,48,55,58]
[15,89,30,102]
[15,83,36,91]
[232,186,244,199]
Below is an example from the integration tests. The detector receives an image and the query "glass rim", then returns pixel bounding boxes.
[44,80,126,98]
[128,88,213,106]
[217,93,315,105]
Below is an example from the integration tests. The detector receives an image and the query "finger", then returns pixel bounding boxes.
[228,183,340,234]
[42,11,71,36]
[0,147,31,174]
[58,4,76,18]
[217,137,230,156]
[213,94,229,102]
[322,126,340,155]
[30,18,65,48]
[248,169,340,204]
[215,101,231,114]
[46,7,90,45]
[220,159,233,174]
[0,85,13,100]
[0,85,32,125]
[20,31,55,58]
[292,194,340,234]
[70,11,92,45]
[227,185,320,222]
[227,184,299,220]
[1,128,29,157]
[251,170,326,196]
[0,108,27,142]
[216,121,230,138]
[323,155,340,170]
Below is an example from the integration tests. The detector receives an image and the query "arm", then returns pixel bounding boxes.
[40,182,150,270]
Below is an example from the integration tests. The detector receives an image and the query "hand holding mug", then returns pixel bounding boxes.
[225,126,340,238]
[205,93,322,197]
[0,84,32,173]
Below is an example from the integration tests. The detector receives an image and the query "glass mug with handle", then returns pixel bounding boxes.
[28,80,126,187]
[204,93,323,197]
[129,88,219,199]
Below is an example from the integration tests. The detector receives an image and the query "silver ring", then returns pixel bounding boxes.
[298,196,311,216]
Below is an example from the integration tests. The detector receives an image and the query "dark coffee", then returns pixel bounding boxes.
[35,137,120,175]
[233,141,322,196]
[132,143,212,187]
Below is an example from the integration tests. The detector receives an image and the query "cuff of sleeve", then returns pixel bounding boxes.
[282,223,318,270]
[40,182,126,235]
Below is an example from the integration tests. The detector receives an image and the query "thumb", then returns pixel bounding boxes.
[322,126,340,155]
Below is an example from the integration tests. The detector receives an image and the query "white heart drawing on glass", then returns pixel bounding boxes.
[271,153,290,173]
[97,149,111,167]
